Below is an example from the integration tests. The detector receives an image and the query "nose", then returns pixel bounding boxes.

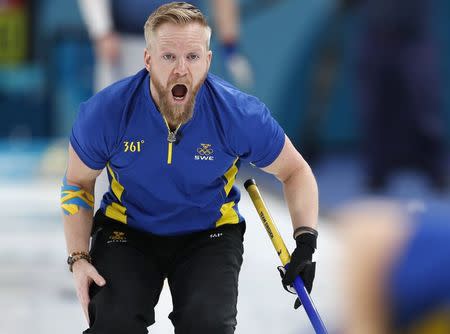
[174,57,188,76]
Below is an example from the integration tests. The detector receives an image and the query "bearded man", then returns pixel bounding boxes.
[61,2,319,333]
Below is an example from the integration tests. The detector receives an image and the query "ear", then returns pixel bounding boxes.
[144,48,151,72]
[206,50,212,71]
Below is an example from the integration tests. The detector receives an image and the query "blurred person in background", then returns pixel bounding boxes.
[78,0,253,92]
[296,0,357,165]
[62,3,319,332]
[334,200,450,333]
[78,0,253,211]
[354,0,448,192]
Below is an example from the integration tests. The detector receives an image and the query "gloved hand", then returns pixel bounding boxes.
[277,229,317,309]
[222,42,253,89]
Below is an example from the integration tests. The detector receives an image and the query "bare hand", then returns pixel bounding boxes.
[95,32,120,64]
[72,259,106,323]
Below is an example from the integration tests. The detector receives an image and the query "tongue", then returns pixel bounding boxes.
[172,84,187,98]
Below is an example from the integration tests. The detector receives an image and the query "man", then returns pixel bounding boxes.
[355,0,447,192]
[62,3,319,333]
[78,0,254,213]
[334,200,450,333]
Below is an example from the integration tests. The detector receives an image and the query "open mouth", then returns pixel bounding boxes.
[171,84,188,102]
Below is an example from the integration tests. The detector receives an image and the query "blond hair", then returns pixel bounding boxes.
[144,2,211,50]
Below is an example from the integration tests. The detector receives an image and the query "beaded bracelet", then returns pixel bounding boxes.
[67,251,92,272]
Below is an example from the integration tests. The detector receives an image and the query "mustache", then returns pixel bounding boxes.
[167,77,191,88]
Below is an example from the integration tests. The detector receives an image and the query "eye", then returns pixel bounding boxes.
[162,54,175,61]
[187,53,200,61]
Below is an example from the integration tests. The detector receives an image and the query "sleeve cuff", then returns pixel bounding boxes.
[253,132,285,168]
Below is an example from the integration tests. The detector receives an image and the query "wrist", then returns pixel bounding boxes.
[293,226,318,239]
[67,251,92,272]
[71,258,90,272]
[294,229,318,253]
[221,41,238,59]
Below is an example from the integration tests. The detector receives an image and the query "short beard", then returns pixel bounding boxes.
[151,75,205,126]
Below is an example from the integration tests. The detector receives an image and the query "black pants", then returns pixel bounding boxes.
[84,211,245,334]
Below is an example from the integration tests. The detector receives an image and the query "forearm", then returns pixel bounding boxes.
[63,144,100,254]
[277,160,319,302]
[211,0,239,44]
[282,164,319,233]
[64,209,94,253]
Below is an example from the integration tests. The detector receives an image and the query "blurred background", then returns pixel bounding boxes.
[1,0,449,333]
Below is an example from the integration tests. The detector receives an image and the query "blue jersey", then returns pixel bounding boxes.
[389,208,450,329]
[70,69,285,236]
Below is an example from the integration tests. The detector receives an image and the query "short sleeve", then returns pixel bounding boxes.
[228,98,285,168]
[70,100,115,170]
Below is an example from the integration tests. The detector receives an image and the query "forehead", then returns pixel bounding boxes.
[154,22,208,49]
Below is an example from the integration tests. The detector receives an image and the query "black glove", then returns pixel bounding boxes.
[277,229,317,309]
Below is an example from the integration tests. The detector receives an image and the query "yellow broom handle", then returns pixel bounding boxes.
[244,179,291,266]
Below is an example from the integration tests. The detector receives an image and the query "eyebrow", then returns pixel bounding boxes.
[158,44,204,53]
